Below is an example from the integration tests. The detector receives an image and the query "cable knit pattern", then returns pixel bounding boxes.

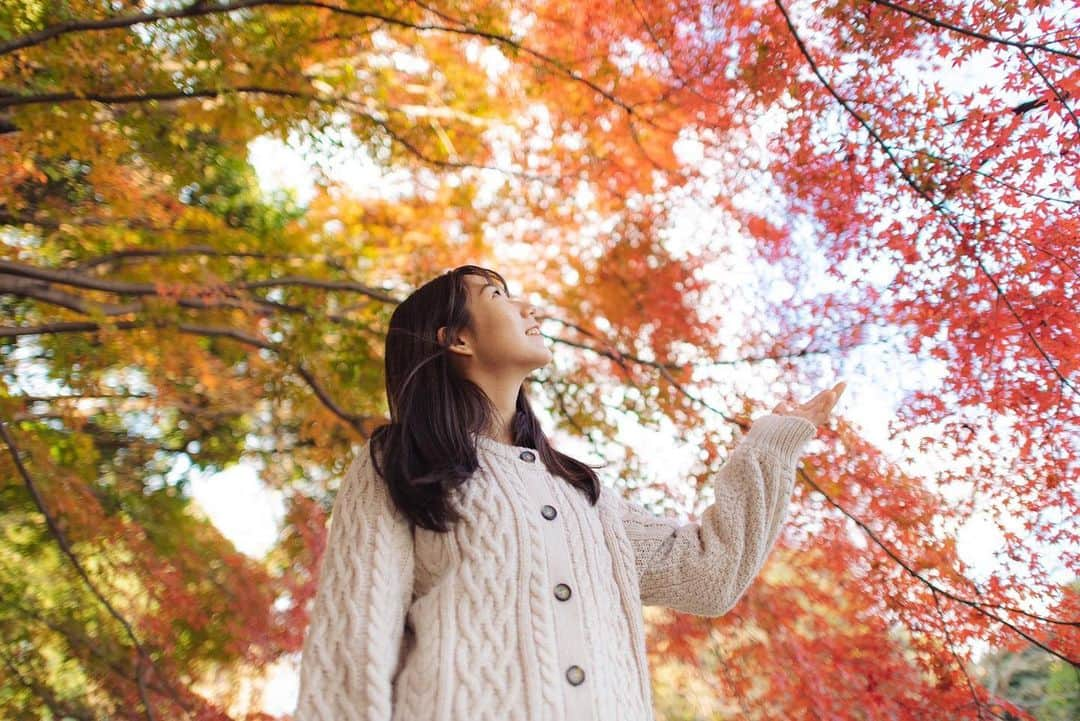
[611,413,816,617]
[294,413,817,721]
[294,445,415,721]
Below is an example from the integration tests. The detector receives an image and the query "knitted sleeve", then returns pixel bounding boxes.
[607,413,817,617]
[294,442,415,721]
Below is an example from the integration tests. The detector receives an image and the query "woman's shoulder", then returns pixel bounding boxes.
[336,439,405,522]
[348,438,388,482]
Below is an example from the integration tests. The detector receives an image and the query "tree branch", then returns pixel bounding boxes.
[1018,46,1080,133]
[0,422,166,721]
[774,0,1078,399]
[0,0,696,152]
[0,257,400,304]
[0,83,560,181]
[796,463,1079,664]
[0,319,377,434]
[865,0,1080,61]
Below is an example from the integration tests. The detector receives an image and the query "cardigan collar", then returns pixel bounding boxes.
[471,432,538,464]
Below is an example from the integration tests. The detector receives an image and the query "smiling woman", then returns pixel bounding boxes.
[293,264,840,721]
[434,272,556,449]
[364,264,596,534]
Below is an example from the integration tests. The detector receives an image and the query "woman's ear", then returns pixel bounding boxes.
[438,326,473,357]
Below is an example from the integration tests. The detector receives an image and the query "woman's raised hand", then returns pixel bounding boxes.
[771,381,847,428]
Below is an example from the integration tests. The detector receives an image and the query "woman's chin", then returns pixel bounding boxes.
[529,348,554,368]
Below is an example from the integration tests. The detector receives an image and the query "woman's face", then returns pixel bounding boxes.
[443,274,552,373]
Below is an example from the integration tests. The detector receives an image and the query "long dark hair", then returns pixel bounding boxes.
[368,264,601,533]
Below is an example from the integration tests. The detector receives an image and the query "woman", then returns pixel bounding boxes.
[294,264,846,721]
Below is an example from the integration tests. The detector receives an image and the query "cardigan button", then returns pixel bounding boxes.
[541,505,557,520]
[565,665,585,685]
[553,583,571,601]
[519,450,536,462]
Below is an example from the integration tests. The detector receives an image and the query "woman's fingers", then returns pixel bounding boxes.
[815,382,846,421]
[810,384,841,411]
[770,381,847,427]
[795,381,847,426]
[808,382,845,409]
[826,381,846,411]
[831,381,846,409]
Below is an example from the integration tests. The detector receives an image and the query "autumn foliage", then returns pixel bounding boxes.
[1,0,1077,719]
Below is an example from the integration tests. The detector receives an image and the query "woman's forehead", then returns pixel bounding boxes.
[464,273,506,292]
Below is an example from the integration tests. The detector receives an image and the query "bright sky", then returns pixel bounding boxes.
[185,14,1077,715]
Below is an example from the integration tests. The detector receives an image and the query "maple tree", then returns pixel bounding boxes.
[1,0,1077,719]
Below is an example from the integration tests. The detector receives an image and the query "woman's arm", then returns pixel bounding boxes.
[606,413,817,617]
[295,443,415,721]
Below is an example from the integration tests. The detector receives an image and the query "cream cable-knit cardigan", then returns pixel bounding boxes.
[294,412,818,721]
